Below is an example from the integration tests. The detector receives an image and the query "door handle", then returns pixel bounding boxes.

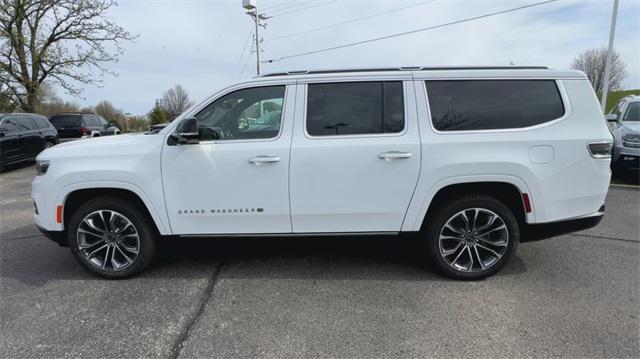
[248,155,280,165]
[378,151,412,161]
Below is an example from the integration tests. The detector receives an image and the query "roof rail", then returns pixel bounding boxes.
[261,66,549,77]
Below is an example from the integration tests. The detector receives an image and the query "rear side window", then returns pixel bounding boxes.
[49,115,82,127]
[33,116,50,129]
[82,114,99,126]
[306,81,404,136]
[426,80,565,131]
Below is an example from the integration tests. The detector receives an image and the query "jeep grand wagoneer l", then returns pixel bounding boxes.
[32,67,612,279]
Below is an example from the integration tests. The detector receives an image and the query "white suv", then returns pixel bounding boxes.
[32,67,613,279]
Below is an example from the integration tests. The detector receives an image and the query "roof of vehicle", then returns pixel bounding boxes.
[250,66,586,83]
[261,66,550,77]
[51,112,96,115]
[622,95,640,103]
[0,112,46,118]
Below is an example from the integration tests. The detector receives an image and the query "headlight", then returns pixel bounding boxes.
[35,160,50,175]
[622,133,640,148]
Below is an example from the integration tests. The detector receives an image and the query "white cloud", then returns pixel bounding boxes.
[60,0,640,115]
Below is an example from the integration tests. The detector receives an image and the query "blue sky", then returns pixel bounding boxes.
[58,0,640,115]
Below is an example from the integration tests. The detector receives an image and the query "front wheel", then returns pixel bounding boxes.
[424,195,519,280]
[67,197,157,278]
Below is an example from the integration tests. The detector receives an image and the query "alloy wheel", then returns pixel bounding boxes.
[76,210,140,271]
[438,208,509,272]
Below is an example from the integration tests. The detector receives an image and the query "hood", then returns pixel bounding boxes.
[38,133,162,161]
[621,122,640,133]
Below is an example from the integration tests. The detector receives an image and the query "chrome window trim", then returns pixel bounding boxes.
[421,78,572,135]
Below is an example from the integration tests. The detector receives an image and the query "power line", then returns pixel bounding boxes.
[266,0,437,42]
[239,41,255,79]
[265,0,560,63]
[233,29,254,78]
[269,0,337,17]
[262,0,300,11]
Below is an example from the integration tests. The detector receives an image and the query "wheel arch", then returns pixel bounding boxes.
[407,176,534,232]
[58,183,170,235]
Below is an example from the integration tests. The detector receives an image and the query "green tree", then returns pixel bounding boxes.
[0,0,136,112]
[148,100,166,126]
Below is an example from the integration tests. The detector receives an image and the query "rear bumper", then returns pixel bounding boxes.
[521,205,604,242]
[36,225,68,247]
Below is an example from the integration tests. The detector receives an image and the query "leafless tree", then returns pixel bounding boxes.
[0,0,137,112]
[571,47,628,94]
[160,84,194,120]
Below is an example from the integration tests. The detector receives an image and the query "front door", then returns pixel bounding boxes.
[0,118,23,163]
[162,84,295,235]
[289,80,421,232]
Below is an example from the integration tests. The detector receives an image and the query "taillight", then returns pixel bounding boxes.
[81,127,90,136]
[587,142,613,158]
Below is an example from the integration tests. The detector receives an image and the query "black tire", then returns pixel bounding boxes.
[67,197,157,278]
[423,195,519,280]
[44,141,54,149]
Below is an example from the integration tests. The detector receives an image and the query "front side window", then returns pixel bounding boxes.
[0,118,20,133]
[195,86,285,141]
[426,80,565,131]
[306,81,404,136]
[623,102,639,122]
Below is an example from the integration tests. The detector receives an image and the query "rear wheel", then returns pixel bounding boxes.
[44,141,54,149]
[67,197,157,278]
[424,195,519,280]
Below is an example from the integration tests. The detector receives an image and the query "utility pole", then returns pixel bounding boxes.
[600,0,620,112]
[243,0,268,76]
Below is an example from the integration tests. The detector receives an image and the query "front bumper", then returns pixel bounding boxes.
[613,144,640,169]
[521,205,604,242]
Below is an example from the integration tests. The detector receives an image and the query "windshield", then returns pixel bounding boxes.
[623,102,639,121]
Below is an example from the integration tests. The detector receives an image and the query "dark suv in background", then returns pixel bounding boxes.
[0,113,59,171]
[49,113,120,140]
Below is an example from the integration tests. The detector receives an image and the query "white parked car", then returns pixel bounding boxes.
[32,67,612,279]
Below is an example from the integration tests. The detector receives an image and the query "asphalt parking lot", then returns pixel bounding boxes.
[1,164,638,358]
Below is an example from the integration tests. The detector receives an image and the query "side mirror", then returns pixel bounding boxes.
[605,113,618,122]
[168,117,199,145]
[0,131,5,138]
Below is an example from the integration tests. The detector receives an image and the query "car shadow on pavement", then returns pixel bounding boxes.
[2,226,527,287]
[155,235,528,282]
[0,161,35,174]
[612,169,640,186]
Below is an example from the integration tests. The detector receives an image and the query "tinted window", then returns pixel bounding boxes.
[426,80,564,131]
[306,81,404,136]
[0,119,20,133]
[13,117,37,130]
[49,115,82,127]
[623,102,639,122]
[82,114,100,126]
[195,86,285,141]
[33,116,50,129]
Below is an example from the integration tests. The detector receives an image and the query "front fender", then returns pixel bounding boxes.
[56,181,171,235]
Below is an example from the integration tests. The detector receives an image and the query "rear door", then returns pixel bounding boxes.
[24,116,46,154]
[289,79,421,232]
